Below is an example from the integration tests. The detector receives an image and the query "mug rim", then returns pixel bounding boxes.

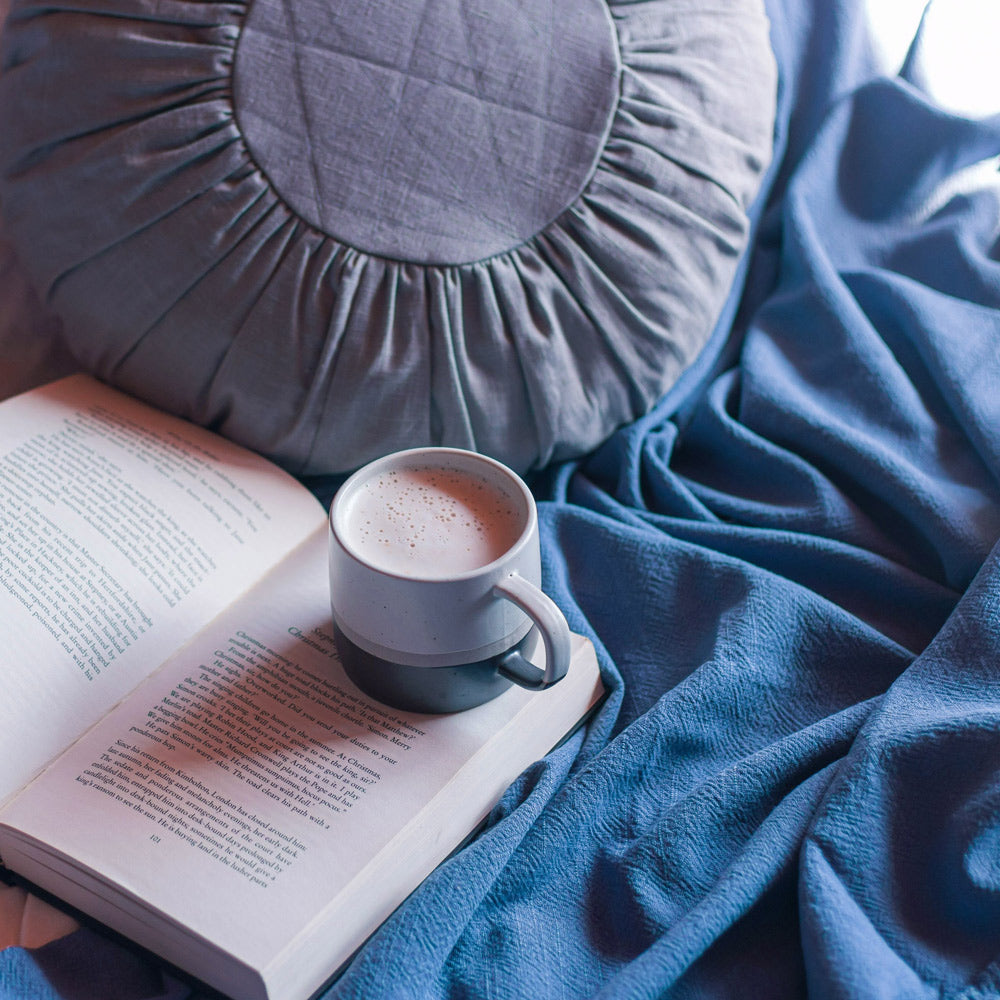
[329,446,537,584]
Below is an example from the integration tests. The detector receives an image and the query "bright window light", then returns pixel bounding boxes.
[866,0,1000,117]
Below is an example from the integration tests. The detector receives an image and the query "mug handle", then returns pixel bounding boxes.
[492,573,571,690]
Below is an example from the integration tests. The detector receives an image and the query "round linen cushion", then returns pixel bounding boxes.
[0,0,776,475]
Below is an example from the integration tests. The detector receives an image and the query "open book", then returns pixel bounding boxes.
[0,375,604,1000]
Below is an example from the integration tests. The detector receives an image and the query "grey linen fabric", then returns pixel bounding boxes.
[0,0,777,475]
[0,0,76,401]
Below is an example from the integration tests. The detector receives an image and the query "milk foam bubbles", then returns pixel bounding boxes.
[342,466,525,577]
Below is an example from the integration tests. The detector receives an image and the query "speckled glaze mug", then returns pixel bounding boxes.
[328,447,570,713]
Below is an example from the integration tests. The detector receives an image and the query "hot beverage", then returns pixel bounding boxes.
[328,447,570,712]
[337,465,526,577]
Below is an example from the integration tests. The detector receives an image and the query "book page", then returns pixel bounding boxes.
[0,375,326,804]
[0,527,602,996]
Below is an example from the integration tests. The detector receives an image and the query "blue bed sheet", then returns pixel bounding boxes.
[4,0,1000,997]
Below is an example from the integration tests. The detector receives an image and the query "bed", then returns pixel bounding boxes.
[2,0,1000,996]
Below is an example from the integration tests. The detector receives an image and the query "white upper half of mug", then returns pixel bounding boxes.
[329,448,540,665]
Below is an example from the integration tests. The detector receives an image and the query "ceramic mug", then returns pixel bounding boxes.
[328,447,570,713]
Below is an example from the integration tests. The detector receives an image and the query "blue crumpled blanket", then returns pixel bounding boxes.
[4,0,1000,997]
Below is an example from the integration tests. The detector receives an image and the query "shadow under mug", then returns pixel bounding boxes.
[328,447,571,714]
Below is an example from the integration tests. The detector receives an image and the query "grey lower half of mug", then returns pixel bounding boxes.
[333,623,541,714]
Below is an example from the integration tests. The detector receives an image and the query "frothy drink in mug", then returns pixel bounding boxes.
[339,466,525,576]
[329,447,571,713]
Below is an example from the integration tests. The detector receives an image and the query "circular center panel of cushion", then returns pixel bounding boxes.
[234,0,620,265]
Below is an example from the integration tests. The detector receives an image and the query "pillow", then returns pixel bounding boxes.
[0,0,776,475]
[0,0,77,402]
